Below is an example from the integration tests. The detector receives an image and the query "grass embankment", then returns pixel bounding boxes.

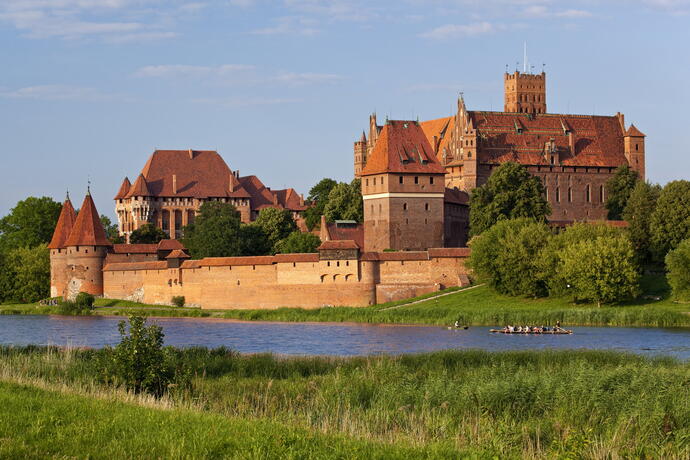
[0,347,688,458]
[2,275,688,327]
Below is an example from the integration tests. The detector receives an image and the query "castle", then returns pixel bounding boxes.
[114,150,308,241]
[355,70,645,223]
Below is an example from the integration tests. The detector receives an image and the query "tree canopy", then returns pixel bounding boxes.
[238,223,272,256]
[0,244,51,303]
[649,180,690,259]
[622,181,661,262]
[303,178,338,230]
[255,208,298,253]
[275,231,321,254]
[182,202,242,259]
[323,179,363,223]
[665,238,690,302]
[469,162,550,237]
[100,215,124,244]
[129,223,168,245]
[605,165,639,220]
[0,196,61,252]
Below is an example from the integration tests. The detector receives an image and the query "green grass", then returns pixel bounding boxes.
[2,275,688,327]
[0,346,688,458]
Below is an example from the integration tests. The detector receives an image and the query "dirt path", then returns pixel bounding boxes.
[378,284,485,311]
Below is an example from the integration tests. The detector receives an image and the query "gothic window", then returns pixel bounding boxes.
[586,185,591,203]
[599,185,605,203]
[635,144,639,151]
[568,187,572,203]
[425,203,429,211]
[430,177,434,185]
[399,176,403,184]
[556,187,561,203]
[403,203,408,211]
[414,176,419,184]
[373,178,376,186]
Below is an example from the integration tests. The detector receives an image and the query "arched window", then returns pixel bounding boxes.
[599,185,605,203]
[556,187,561,203]
[403,203,408,211]
[586,184,591,203]
[568,187,572,203]
[425,203,429,211]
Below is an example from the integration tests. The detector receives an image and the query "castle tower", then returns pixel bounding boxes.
[624,124,646,180]
[504,71,547,114]
[123,174,153,240]
[114,177,131,237]
[354,131,367,178]
[63,190,112,300]
[47,194,77,298]
[361,120,446,252]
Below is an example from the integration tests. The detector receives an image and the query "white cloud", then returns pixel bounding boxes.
[419,21,495,39]
[0,85,118,101]
[250,15,320,35]
[522,5,592,18]
[133,64,255,78]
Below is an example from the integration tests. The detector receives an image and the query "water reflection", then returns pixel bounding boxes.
[0,315,688,359]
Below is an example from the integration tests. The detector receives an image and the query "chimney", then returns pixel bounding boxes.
[172,174,177,195]
[188,149,194,159]
[229,171,237,192]
[568,132,575,154]
[432,135,439,153]
[299,193,304,207]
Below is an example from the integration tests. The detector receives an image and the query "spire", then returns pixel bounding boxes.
[47,196,77,249]
[360,131,367,143]
[64,193,112,247]
[124,174,152,199]
[114,177,131,200]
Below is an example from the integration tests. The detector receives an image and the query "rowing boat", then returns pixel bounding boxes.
[489,329,573,335]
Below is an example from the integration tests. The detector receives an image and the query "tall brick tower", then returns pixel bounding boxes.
[624,124,646,180]
[504,71,547,114]
[62,190,112,300]
[48,194,77,298]
[354,131,367,178]
[361,120,446,252]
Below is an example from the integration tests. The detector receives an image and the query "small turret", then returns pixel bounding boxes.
[624,124,646,180]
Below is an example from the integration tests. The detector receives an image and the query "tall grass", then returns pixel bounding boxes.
[0,346,688,458]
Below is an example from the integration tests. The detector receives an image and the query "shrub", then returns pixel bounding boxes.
[275,231,321,254]
[75,292,95,308]
[58,299,92,315]
[171,296,185,307]
[665,238,690,302]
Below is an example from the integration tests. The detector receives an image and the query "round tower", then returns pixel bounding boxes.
[48,194,77,299]
[63,191,112,300]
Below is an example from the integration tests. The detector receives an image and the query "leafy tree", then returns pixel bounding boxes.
[2,244,51,303]
[101,215,124,244]
[255,208,298,253]
[539,223,623,297]
[622,181,661,261]
[469,162,550,236]
[650,180,690,260]
[183,202,242,259]
[304,178,338,230]
[323,179,363,223]
[129,223,169,244]
[0,196,61,252]
[605,165,639,220]
[468,218,550,296]
[238,223,272,256]
[666,238,690,302]
[560,235,640,307]
[275,231,321,254]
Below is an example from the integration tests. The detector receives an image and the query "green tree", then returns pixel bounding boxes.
[183,202,242,259]
[275,231,321,254]
[468,218,550,296]
[0,196,61,252]
[304,178,338,230]
[605,165,639,220]
[666,238,690,302]
[3,244,51,303]
[469,162,550,236]
[238,223,272,256]
[129,223,169,244]
[622,181,661,261]
[100,215,124,244]
[255,208,298,253]
[650,180,690,260]
[323,179,363,223]
[539,223,623,297]
[560,235,640,307]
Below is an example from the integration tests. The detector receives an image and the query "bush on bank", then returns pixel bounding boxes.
[666,238,690,302]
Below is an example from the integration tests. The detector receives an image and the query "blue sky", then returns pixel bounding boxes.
[2,0,689,219]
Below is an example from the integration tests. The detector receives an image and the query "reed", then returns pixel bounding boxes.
[0,346,687,458]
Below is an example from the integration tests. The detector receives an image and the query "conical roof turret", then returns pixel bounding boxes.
[114,177,131,200]
[48,195,77,249]
[64,192,112,247]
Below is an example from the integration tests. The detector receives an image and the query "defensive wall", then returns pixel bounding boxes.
[102,247,471,309]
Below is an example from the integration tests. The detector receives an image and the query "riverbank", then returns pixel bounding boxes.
[2,275,688,328]
[0,346,687,458]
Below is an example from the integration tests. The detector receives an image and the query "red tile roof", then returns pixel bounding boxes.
[420,116,454,157]
[48,198,77,249]
[125,174,152,198]
[626,124,645,137]
[166,249,190,259]
[157,239,185,251]
[427,248,471,258]
[444,188,469,205]
[467,112,629,168]
[361,251,430,261]
[104,261,167,272]
[114,177,131,200]
[324,222,364,248]
[199,255,276,267]
[64,193,112,247]
[273,253,320,263]
[112,244,158,254]
[318,240,359,250]
[361,121,446,175]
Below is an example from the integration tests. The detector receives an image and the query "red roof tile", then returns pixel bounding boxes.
[318,240,359,250]
[157,239,185,251]
[626,124,645,137]
[166,249,190,259]
[428,248,471,258]
[273,253,320,263]
[48,197,77,249]
[112,244,158,254]
[444,188,469,205]
[324,222,364,248]
[361,121,446,175]
[199,255,276,267]
[361,251,430,261]
[420,116,454,159]
[64,193,112,247]
[104,261,167,272]
[124,174,152,198]
[114,177,131,200]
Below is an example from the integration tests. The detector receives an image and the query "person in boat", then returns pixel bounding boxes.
[454,320,459,328]
[508,325,514,333]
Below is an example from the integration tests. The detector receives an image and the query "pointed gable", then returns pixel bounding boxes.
[64,193,112,247]
[361,120,446,175]
[626,124,645,137]
[125,174,152,198]
[48,197,77,249]
[114,177,131,200]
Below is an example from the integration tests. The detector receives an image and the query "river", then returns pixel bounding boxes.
[0,315,688,358]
